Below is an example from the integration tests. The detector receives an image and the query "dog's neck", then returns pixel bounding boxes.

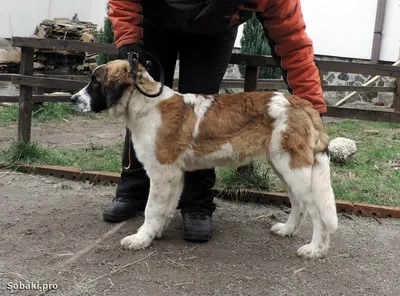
[109,81,177,131]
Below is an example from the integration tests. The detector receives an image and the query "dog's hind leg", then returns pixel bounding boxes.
[296,151,338,258]
[121,167,184,250]
[270,152,332,258]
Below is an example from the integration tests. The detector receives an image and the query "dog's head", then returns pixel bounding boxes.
[71,59,159,114]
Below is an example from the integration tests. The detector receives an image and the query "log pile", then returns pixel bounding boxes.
[33,16,97,42]
[31,15,99,74]
[0,38,21,73]
[0,15,102,74]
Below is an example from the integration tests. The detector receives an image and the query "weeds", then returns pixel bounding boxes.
[0,141,122,173]
[0,102,86,126]
[0,119,399,207]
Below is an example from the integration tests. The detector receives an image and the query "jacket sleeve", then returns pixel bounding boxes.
[257,0,326,114]
[109,0,144,49]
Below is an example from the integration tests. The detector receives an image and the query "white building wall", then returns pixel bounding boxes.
[379,0,400,61]
[0,0,107,38]
[235,0,399,62]
[1,0,399,62]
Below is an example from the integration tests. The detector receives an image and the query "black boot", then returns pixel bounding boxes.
[182,212,213,242]
[179,169,216,242]
[103,196,146,222]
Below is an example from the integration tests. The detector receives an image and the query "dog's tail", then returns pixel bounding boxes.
[311,150,338,233]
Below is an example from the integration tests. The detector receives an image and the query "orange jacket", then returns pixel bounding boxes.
[108,0,326,114]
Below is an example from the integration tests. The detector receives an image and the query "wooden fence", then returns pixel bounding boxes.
[1,37,400,143]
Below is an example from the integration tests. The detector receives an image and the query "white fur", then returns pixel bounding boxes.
[71,68,338,258]
[182,142,236,171]
[184,94,213,137]
[72,85,91,113]
[266,94,337,258]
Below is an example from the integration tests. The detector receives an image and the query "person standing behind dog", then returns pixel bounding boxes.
[103,0,327,242]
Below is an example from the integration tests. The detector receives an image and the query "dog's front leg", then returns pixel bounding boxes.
[121,167,184,250]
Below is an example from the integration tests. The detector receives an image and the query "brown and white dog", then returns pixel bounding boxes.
[71,60,338,258]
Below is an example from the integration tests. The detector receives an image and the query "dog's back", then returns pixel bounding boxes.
[155,91,329,171]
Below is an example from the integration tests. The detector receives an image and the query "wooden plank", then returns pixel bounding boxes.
[31,74,90,82]
[335,59,400,106]
[12,75,87,91]
[0,73,90,82]
[0,74,13,81]
[18,47,34,143]
[12,37,117,55]
[326,106,400,123]
[371,0,387,63]
[221,79,286,90]
[219,79,395,92]
[230,53,400,77]
[7,75,396,96]
[244,66,259,92]
[394,78,400,112]
[323,85,395,92]
[23,75,388,93]
[316,59,400,77]
[10,37,400,77]
[230,54,277,67]
[0,95,71,103]
[33,86,45,106]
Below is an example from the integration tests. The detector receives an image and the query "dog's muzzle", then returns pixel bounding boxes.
[71,93,78,105]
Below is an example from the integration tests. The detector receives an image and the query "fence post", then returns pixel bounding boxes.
[394,78,400,112]
[238,65,259,175]
[18,47,34,143]
[244,65,259,92]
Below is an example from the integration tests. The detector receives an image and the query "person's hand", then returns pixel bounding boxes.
[118,43,146,65]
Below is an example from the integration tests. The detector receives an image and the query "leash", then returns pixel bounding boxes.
[123,51,165,170]
[127,51,165,98]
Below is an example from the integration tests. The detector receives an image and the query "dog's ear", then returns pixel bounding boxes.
[101,61,133,108]
[135,64,160,95]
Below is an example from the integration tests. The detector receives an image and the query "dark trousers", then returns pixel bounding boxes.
[116,24,238,215]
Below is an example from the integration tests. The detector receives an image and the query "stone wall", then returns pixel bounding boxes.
[317,55,396,108]
[157,47,398,109]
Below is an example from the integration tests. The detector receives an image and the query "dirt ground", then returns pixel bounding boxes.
[0,115,346,150]
[1,171,400,296]
[0,116,126,149]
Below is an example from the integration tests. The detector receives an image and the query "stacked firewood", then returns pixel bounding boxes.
[31,15,99,74]
[0,38,21,73]
[33,15,97,42]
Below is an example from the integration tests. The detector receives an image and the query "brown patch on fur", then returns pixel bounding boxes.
[102,60,160,95]
[192,92,276,160]
[155,91,329,168]
[156,94,196,164]
[104,60,132,84]
[281,94,330,169]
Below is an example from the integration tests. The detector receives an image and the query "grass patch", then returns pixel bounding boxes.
[217,120,400,207]
[0,119,399,207]
[215,162,284,198]
[326,120,399,207]
[0,140,122,173]
[0,102,86,126]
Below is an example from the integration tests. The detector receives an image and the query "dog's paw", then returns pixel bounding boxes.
[270,222,296,237]
[120,234,152,250]
[297,243,327,259]
[154,231,163,239]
